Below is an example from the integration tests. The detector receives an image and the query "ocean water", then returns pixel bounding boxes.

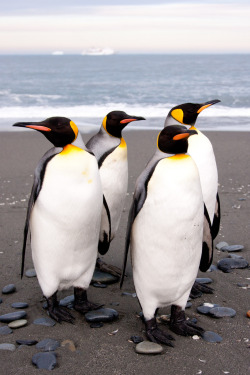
[0,54,250,132]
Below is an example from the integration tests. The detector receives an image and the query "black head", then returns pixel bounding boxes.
[13,117,78,147]
[102,110,145,138]
[167,99,220,126]
[157,125,197,154]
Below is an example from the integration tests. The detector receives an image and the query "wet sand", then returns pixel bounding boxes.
[0,129,250,374]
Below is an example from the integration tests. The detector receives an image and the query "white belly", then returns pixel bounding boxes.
[131,155,204,320]
[30,146,102,297]
[188,129,218,224]
[99,143,128,240]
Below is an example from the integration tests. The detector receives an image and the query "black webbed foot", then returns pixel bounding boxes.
[189,281,214,299]
[73,287,103,314]
[96,258,122,278]
[170,305,204,336]
[145,317,175,347]
[46,292,75,324]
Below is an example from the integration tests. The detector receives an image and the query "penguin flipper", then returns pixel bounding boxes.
[211,192,221,240]
[98,194,111,255]
[199,204,213,272]
[21,147,60,278]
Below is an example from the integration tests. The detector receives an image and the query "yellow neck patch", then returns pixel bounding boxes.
[70,120,78,141]
[119,137,127,148]
[60,144,85,156]
[169,154,189,160]
[171,109,184,124]
[189,125,197,130]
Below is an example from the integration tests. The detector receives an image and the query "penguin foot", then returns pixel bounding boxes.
[170,305,204,337]
[145,317,175,347]
[189,281,214,299]
[73,287,103,314]
[46,293,75,324]
[96,258,122,278]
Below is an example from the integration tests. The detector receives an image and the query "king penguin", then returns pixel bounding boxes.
[86,111,145,275]
[121,125,213,345]
[13,117,103,323]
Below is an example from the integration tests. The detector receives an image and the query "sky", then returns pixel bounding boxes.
[0,0,250,54]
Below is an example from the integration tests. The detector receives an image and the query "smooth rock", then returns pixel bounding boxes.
[85,308,119,323]
[11,302,29,309]
[2,284,16,294]
[130,336,144,344]
[217,258,249,273]
[196,278,213,284]
[90,322,103,328]
[135,341,163,355]
[36,338,60,352]
[59,295,74,307]
[0,310,26,323]
[0,326,13,335]
[221,245,244,252]
[0,343,16,351]
[207,265,218,272]
[202,331,223,343]
[25,268,37,278]
[8,319,27,328]
[121,292,137,298]
[91,269,118,285]
[237,283,250,288]
[209,307,236,318]
[216,241,229,250]
[61,339,76,352]
[33,317,56,327]
[92,282,107,288]
[32,352,57,370]
[16,339,38,346]
[186,301,192,308]
[197,303,220,315]
[238,197,246,201]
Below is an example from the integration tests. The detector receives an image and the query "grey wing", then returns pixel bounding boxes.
[120,155,162,288]
[211,193,221,240]
[20,147,60,278]
[199,204,213,272]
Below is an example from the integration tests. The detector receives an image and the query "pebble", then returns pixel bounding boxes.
[196,278,213,284]
[2,284,16,294]
[90,322,103,328]
[61,339,76,352]
[216,241,229,250]
[247,311,250,318]
[16,339,38,346]
[25,268,37,277]
[209,307,236,318]
[197,303,219,315]
[0,310,27,323]
[33,317,56,327]
[110,302,120,306]
[237,283,250,288]
[0,326,13,335]
[135,341,163,355]
[32,352,57,370]
[59,295,74,307]
[186,301,192,308]
[11,302,29,309]
[92,282,107,288]
[122,292,137,298]
[130,336,144,344]
[91,269,118,285]
[207,265,218,272]
[36,338,60,352]
[217,258,249,273]
[221,245,244,252]
[0,343,16,351]
[202,331,223,343]
[85,308,119,323]
[8,319,27,329]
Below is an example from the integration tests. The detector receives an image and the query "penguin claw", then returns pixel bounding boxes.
[189,281,214,299]
[74,301,104,314]
[145,317,175,347]
[170,305,204,337]
[48,306,75,324]
[96,258,122,278]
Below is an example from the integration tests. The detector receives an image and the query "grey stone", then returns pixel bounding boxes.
[33,317,56,326]
[32,352,57,370]
[16,339,38,346]
[202,331,223,343]
[92,282,107,288]
[130,336,144,344]
[8,319,27,329]
[207,265,218,272]
[2,284,16,294]
[186,301,192,308]
[0,311,27,323]
[217,258,249,273]
[135,341,163,354]
[59,295,74,307]
[25,268,37,277]
[209,307,236,318]
[0,343,16,351]
[36,338,60,352]
[121,292,137,297]
[0,326,13,335]
[196,278,213,284]
[85,308,119,323]
[197,303,220,315]
[221,245,244,252]
[91,269,118,285]
[11,302,28,309]
[216,241,229,250]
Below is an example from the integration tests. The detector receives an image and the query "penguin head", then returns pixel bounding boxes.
[102,111,145,138]
[157,125,197,154]
[13,117,78,147]
[165,99,220,127]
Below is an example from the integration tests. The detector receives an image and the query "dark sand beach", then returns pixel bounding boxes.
[0,129,249,374]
